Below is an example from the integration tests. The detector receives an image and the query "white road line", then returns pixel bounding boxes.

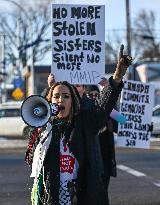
[117,164,146,177]
[153,182,160,187]
[116,164,160,188]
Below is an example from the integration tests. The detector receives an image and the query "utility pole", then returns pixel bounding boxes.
[0,33,7,102]
[125,0,131,56]
[125,0,132,80]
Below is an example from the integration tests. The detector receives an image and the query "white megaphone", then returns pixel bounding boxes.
[21,95,60,128]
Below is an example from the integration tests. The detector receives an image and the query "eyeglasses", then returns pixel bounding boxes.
[87,93,99,99]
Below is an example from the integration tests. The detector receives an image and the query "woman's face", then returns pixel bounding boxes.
[51,84,72,119]
[87,90,99,100]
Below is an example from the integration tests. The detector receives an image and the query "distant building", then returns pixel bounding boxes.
[25,65,50,96]
[26,64,117,96]
[14,62,160,106]
[130,62,160,82]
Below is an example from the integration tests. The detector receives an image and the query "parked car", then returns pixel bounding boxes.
[152,104,160,136]
[0,101,29,138]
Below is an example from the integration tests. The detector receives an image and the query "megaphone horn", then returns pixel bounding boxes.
[33,105,48,117]
[21,95,51,128]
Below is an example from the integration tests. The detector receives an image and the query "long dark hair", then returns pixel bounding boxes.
[47,81,80,120]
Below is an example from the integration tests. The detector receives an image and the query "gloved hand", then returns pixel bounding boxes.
[113,44,132,82]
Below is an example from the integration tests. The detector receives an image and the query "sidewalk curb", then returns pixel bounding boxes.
[0,138,160,150]
[0,139,27,149]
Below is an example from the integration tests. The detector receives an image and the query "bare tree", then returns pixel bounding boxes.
[0,0,51,70]
[105,29,126,63]
[105,9,160,63]
[132,9,160,61]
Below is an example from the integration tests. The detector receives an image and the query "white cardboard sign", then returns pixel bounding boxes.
[116,80,155,149]
[52,4,105,84]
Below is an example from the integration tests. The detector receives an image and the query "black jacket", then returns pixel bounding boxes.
[66,78,123,205]
[81,87,117,179]
[99,118,117,179]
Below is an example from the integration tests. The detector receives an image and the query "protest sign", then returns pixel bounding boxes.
[116,80,155,149]
[52,4,105,84]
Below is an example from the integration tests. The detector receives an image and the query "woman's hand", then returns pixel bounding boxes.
[113,44,132,82]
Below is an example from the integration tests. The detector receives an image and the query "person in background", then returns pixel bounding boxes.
[99,76,119,133]
[85,85,100,100]
[85,83,117,200]
[74,84,94,110]
[74,84,85,98]
[98,76,109,91]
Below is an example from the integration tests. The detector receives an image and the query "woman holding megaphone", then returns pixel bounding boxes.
[24,45,132,205]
